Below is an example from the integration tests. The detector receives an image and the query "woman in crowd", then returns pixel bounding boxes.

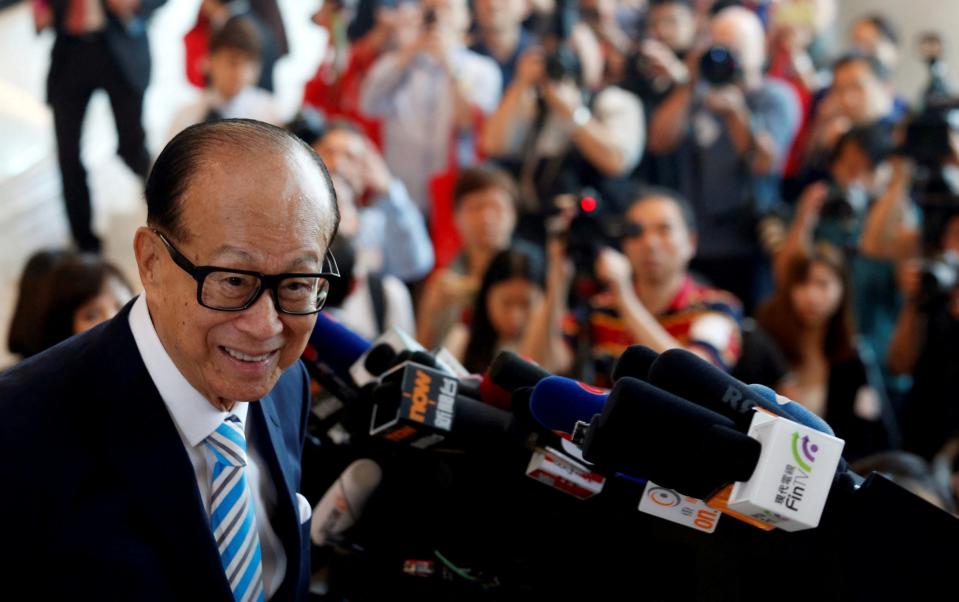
[757,243,897,461]
[38,253,134,353]
[444,245,548,374]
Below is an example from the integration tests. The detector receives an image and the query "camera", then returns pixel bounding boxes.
[698,46,740,86]
[547,190,618,289]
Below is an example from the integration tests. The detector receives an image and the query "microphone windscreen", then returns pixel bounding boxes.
[529,376,607,433]
[612,345,659,382]
[747,383,835,436]
[311,459,383,546]
[363,343,397,376]
[584,377,761,499]
[488,351,551,392]
[649,348,792,431]
[309,313,371,375]
[409,350,438,368]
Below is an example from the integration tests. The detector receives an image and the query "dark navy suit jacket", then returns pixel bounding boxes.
[0,301,312,601]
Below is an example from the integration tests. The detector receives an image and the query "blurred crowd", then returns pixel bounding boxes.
[10,0,959,547]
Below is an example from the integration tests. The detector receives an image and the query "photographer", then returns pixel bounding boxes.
[890,210,959,460]
[647,5,801,311]
[479,15,644,223]
[622,0,697,112]
[359,0,501,211]
[529,188,743,384]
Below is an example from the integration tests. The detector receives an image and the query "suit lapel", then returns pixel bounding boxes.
[249,394,301,597]
[95,310,232,599]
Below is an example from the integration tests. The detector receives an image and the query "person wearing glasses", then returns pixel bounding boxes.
[0,119,340,601]
[530,187,743,385]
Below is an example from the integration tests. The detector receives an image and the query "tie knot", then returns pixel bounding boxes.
[204,414,248,467]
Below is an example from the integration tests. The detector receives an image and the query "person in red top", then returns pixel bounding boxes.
[532,187,743,384]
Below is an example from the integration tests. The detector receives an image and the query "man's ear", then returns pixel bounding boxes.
[134,227,161,289]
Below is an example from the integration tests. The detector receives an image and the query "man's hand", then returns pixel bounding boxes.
[595,247,634,296]
[703,84,747,118]
[795,180,830,226]
[106,0,140,19]
[897,260,923,304]
[33,1,53,33]
[640,39,689,85]
[514,47,546,89]
[542,79,584,121]
[361,138,393,200]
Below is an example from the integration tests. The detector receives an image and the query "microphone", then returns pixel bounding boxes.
[303,313,373,403]
[487,351,551,393]
[611,345,660,382]
[577,377,762,500]
[350,326,427,387]
[529,376,607,434]
[311,459,383,546]
[647,348,834,436]
[369,362,513,449]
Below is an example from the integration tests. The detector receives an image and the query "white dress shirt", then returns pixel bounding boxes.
[128,294,286,599]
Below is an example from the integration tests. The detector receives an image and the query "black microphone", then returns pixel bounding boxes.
[577,377,761,500]
[611,345,660,382]
[647,348,835,436]
[487,351,551,393]
[369,362,513,449]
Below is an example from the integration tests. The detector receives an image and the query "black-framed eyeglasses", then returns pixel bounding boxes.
[153,229,339,315]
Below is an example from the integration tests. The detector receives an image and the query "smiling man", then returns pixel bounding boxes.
[0,119,339,600]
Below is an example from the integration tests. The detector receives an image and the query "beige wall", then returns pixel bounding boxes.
[834,0,959,104]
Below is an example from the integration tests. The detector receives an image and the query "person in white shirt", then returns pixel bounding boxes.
[168,15,281,142]
[359,0,502,213]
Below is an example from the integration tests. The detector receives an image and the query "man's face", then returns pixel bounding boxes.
[455,187,516,253]
[136,146,335,407]
[832,60,890,124]
[830,141,875,188]
[209,47,260,100]
[710,9,765,78]
[648,3,695,52]
[421,0,470,35]
[473,0,526,33]
[622,197,696,285]
[314,129,365,196]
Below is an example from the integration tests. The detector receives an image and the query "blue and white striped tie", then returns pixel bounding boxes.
[205,415,266,602]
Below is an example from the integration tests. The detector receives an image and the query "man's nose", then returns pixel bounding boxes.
[235,290,284,339]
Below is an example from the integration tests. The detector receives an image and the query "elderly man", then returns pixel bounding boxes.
[0,120,340,600]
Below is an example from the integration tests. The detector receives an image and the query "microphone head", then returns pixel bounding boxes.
[648,348,786,431]
[309,313,372,374]
[364,343,397,376]
[488,351,551,392]
[409,350,438,368]
[479,373,514,410]
[346,458,383,489]
[529,376,607,433]
[612,345,659,382]
[583,377,761,499]
[747,384,835,436]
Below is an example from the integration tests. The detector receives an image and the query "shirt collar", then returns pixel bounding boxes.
[128,294,248,448]
[663,275,696,314]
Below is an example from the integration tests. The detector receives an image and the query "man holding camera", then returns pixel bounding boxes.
[359,0,501,213]
[532,188,743,384]
[648,6,801,312]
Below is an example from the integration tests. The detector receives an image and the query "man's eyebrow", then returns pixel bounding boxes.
[208,246,321,271]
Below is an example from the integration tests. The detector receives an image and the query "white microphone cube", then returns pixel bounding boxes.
[727,412,845,532]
